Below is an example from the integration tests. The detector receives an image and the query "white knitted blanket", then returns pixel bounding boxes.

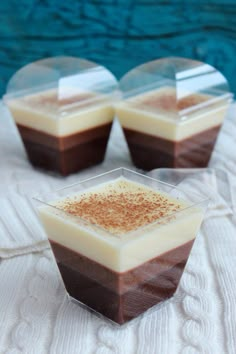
[0,102,235,354]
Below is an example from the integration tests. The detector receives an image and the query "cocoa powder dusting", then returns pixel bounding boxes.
[23,91,94,110]
[139,91,209,112]
[59,180,183,235]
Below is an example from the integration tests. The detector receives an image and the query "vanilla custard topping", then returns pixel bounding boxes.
[116,87,229,141]
[38,177,204,272]
[6,89,114,136]
[56,178,184,235]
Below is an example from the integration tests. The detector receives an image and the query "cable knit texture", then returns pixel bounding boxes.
[0,102,236,354]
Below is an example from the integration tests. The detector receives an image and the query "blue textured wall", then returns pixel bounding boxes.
[0,0,236,95]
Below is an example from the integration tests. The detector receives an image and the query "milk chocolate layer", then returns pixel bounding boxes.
[17,123,112,175]
[123,125,221,170]
[50,239,194,324]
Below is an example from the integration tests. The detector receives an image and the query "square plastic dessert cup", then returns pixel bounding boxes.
[116,57,233,170]
[4,56,118,176]
[34,167,208,325]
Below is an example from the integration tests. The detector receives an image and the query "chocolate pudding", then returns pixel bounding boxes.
[38,175,205,324]
[116,87,230,169]
[6,89,114,175]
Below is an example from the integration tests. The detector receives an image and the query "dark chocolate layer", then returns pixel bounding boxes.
[123,125,221,170]
[50,239,194,324]
[59,259,185,324]
[17,123,112,175]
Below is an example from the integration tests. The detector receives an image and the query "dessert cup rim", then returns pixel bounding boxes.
[33,167,209,240]
[115,86,233,123]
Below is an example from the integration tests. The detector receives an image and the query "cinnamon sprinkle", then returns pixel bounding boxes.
[137,91,209,112]
[22,90,95,111]
[57,179,183,235]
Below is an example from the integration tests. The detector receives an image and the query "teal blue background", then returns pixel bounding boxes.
[0,0,236,95]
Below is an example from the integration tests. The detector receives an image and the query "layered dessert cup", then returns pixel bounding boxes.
[4,57,118,176]
[6,89,114,175]
[116,58,233,170]
[35,168,208,324]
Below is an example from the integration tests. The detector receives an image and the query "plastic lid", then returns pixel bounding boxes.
[4,56,119,118]
[118,57,233,121]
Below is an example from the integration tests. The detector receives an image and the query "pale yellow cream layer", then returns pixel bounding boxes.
[38,178,204,272]
[116,88,229,141]
[6,90,114,136]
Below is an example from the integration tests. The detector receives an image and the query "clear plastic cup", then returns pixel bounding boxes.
[116,57,233,170]
[34,167,208,325]
[4,56,119,176]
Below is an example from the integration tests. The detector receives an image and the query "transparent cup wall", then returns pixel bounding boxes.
[35,168,208,325]
[115,57,233,170]
[4,57,118,176]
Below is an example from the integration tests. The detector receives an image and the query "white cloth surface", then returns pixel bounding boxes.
[0,102,236,354]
